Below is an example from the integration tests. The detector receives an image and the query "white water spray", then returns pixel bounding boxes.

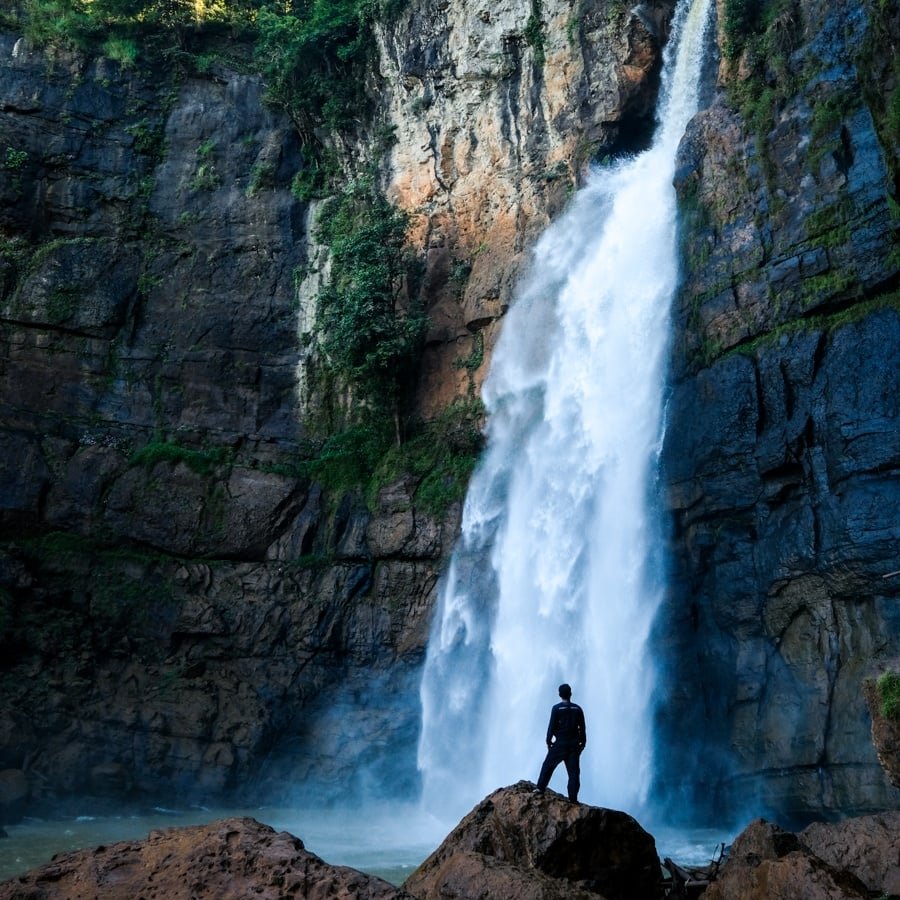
[418,0,713,821]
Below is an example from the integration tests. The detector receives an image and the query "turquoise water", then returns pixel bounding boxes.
[0,803,449,887]
[0,802,731,887]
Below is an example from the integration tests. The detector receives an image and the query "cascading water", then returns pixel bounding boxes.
[417,0,714,823]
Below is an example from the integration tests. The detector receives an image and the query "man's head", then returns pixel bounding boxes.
[558,683,572,700]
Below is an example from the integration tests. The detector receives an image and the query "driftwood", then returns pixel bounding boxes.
[661,843,726,898]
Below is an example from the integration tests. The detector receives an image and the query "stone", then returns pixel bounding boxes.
[404,781,662,899]
[0,816,413,899]
[800,812,900,896]
[702,819,869,900]
[863,678,900,789]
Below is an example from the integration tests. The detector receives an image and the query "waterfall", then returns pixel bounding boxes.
[417,0,714,821]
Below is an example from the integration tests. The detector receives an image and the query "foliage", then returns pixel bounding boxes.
[299,420,394,495]
[3,147,29,170]
[368,399,485,515]
[523,0,545,67]
[298,400,484,516]
[878,671,900,720]
[314,177,427,426]
[129,439,232,476]
[255,0,381,140]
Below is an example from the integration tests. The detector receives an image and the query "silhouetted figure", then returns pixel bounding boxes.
[534,683,586,802]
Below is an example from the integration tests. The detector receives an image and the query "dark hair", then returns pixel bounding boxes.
[558,683,572,699]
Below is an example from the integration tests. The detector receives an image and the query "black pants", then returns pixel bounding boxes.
[537,742,582,801]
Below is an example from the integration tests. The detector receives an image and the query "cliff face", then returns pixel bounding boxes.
[1,0,897,822]
[0,2,670,808]
[655,0,900,820]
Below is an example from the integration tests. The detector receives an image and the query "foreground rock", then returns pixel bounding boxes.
[863,678,900,790]
[703,819,868,900]
[0,817,413,900]
[800,812,900,897]
[404,781,662,899]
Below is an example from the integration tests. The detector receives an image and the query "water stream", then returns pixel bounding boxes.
[418,0,714,823]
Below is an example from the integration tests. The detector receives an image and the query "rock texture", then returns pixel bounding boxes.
[404,782,662,900]
[374,0,676,413]
[800,811,900,896]
[654,0,900,819]
[703,819,869,900]
[0,816,413,899]
[862,677,900,789]
[0,1,675,812]
[0,33,455,809]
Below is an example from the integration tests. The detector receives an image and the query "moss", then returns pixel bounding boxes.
[707,287,900,365]
[129,439,233,476]
[453,330,485,372]
[367,399,485,516]
[878,671,900,720]
[523,0,545,67]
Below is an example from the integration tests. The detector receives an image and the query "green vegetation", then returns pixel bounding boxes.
[878,671,900,720]
[3,147,28,170]
[257,0,379,139]
[702,287,900,367]
[314,176,427,435]
[523,0,545,67]
[369,400,484,515]
[299,399,484,516]
[129,439,232,476]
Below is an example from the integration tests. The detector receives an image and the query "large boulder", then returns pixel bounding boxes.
[404,781,662,900]
[863,677,900,789]
[702,819,868,900]
[800,812,900,897]
[0,816,413,900]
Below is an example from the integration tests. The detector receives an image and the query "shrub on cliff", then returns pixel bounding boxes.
[314,177,428,441]
[877,671,900,720]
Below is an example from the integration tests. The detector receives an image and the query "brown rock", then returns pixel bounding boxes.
[863,677,900,789]
[404,781,661,900]
[0,816,413,899]
[703,819,868,900]
[800,812,900,897]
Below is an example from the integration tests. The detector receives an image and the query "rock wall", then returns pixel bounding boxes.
[654,0,900,821]
[0,1,672,811]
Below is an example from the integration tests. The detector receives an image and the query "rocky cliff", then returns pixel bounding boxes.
[1,0,897,824]
[654,0,900,822]
[0,0,672,810]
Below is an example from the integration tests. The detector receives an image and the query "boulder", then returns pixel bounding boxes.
[702,819,868,900]
[863,677,900,789]
[403,781,662,900]
[0,816,414,899]
[800,812,900,897]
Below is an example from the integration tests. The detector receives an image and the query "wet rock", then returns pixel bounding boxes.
[658,0,900,815]
[703,819,868,900]
[0,816,413,899]
[404,781,662,899]
[0,769,28,825]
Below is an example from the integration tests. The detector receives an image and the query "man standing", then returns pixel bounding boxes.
[534,683,586,802]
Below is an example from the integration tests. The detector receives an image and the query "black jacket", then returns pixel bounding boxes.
[546,700,586,748]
